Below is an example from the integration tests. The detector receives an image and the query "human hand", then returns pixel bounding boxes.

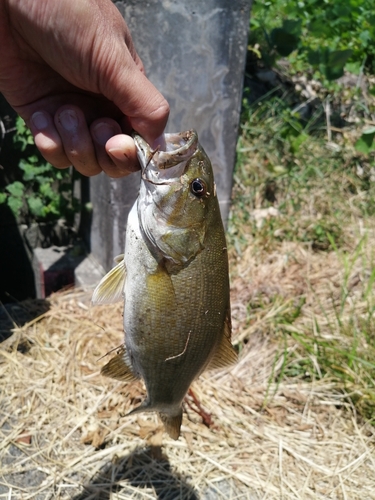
[0,0,169,177]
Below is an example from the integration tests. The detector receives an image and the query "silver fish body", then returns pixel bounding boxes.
[92,130,237,439]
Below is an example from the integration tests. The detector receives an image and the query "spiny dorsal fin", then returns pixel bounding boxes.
[100,346,138,382]
[158,410,183,440]
[206,308,238,371]
[92,256,125,305]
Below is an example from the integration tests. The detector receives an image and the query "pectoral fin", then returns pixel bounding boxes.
[114,254,124,263]
[92,256,125,305]
[206,308,238,370]
[100,346,138,382]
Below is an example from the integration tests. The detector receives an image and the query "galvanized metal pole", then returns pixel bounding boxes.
[82,0,251,278]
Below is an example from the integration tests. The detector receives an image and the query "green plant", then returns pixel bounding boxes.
[249,0,375,81]
[282,236,375,422]
[355,126,375,154]
[0,117,80,225]
[228,91,375,254]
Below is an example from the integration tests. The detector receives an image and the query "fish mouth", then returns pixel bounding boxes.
[133,130,199,177]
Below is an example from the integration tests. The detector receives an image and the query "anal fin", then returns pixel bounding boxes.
[158,409,183,440]
[100,346,138,382]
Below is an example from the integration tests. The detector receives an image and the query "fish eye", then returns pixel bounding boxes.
[190,178,207,197]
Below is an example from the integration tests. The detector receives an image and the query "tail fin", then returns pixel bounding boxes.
[158,409,183,440]
[126,403,183,440]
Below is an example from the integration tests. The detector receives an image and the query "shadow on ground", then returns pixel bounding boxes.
[0,298,50,343]
[73,446,199,500]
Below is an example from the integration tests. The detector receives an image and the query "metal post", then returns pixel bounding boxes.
[83,0,252,277]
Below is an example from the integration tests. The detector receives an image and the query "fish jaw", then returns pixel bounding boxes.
[133,130,199,179]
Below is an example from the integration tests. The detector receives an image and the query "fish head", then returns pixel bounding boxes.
[134,130,217,266]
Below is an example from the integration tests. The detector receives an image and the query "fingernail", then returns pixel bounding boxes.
[31,111,48,130]
[107,147,127,160]
[59,109,78,131]
[107,134,136,162]
[92,122,116,146]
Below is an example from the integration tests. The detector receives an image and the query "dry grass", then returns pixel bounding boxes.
[1,224,375,498]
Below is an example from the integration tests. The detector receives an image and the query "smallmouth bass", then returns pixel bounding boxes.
[92,130,237,439]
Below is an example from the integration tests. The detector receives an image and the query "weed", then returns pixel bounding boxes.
[230,47,375,423]
[249,0,375,81]
[0,117,80,225]
[228,94,366,254]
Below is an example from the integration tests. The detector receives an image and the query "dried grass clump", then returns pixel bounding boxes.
[1,227,375,500]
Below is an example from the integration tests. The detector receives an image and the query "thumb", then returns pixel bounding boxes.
[104,56,169,144]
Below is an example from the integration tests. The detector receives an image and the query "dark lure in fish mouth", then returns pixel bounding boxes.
[133,130,199,172]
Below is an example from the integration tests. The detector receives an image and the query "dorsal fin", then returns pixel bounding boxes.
[92,256,125,305]
[206,308,238,371]
[100,346,138,382]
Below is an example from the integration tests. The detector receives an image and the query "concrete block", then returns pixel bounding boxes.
[32,246,85,299]
[74,254,107,290]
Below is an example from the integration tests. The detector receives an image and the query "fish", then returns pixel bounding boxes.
[92,129,237,440]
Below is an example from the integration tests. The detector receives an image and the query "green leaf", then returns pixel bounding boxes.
[19,160,52,176]
[270,28,300,57]
[290,133,309,153]
[307,47,327,66]
[308,19,331,37]
[0,192,7,204]
[7,196,23,217]
[308,48,353,81]
[39,182,55,199]
[328,49,353,68]
[27,196,45,217]
[250,18,261,29]
[323,49,353,81]
[332,4,351,20]
[282,19,302,36]
[15,117,27,135]
[43,201,60,216]
[355,130,375,154]
[6,181,24,198]
[359,30,371,47]
[345,61,362,75]
[323,65,344,81]
[20,163,36,181]
[27,155,39,164]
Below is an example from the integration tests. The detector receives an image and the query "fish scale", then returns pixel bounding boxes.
[92,130,237,439]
